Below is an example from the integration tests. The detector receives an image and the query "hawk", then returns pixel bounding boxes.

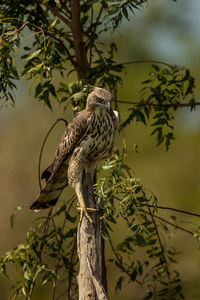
[30,87,119,220]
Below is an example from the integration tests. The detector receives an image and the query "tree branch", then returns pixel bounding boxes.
[38,118,68,191]
[4,21,77,72]
[39,208,53,254]
[86,6,104,52]
[87,257,109,300]
[51,217,62,300]
[143,210,194,236]
[51,196,76,300]
[67,237,77,299]
[116,59,174,69]
[44,30,77,67]
[145,200,170,279]
[52,28,73,46]
[60,0,71,17]
[70,0,89,79]
[117,100,200,108]
[77,170,102,300]
[44,3,71,26]
[142,204,200,218]
[109,238,142,285]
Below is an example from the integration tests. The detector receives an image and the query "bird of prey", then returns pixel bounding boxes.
[30,87,119,221]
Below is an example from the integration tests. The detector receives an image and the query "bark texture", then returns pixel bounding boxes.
[77,170,108,300]
[70,0,89,79]
[70,2,107,298]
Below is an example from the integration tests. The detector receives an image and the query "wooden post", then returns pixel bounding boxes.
[77,170,108,300]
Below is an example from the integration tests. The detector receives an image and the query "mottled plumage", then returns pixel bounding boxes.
[30,87,119,215]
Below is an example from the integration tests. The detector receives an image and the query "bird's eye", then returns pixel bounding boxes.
[97,97,103,102]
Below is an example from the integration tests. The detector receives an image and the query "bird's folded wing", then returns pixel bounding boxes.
[30,110,92,210]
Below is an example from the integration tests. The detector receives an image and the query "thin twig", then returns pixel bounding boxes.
[144,210,194,236]
[93,42,104,61]
[56,289,68,300]
[114,195,200,218]
[27,283,34,300]
[44,30,77,67]
[51,28,73,46]
[60,0,71,17]
[51,217,61,300]
[142,204,200,218]
[93,6,104,35]
[86,6,104,52]
[51,194,76,219]
[43,3,71,26]
[4,21,47,52]
[67,236,77,299]
[116,59,173,69]
[109,238,142,285]
[113,85,119,112]
[89,5,94,65]
[4,21,27,39]
[52,195,76,300]
[39,208,53,253]
[11,21,74,65]
[38,118,68,191]
[145,200,171,279]
[117,100,200,108]
[121,130,128,158]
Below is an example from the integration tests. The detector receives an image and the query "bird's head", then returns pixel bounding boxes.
[86,87,113,111]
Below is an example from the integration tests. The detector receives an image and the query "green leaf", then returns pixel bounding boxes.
[151,64,160,72]
[27,63,43,74]
[115,276,124,292]
[66,213,77,223]
[64,228,76,239]
[10,205,24,228]
[122,7,129,20]
[49,18,59,29]
[26,49,42,61]
[29,75,41,94]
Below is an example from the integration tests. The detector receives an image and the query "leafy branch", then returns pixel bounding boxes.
[96,150,198,299]
[121,64,196,150]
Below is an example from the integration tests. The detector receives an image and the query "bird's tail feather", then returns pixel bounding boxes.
[41,164,53,182]
[30,179,66,211]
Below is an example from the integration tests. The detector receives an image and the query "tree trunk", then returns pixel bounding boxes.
[77,170,108,300]
[70,1,107,297]
[70,0,89,80]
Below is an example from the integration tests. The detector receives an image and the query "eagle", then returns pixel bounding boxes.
[30,87,119,221]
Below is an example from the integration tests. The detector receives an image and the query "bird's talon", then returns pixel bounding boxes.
[77,207,97,223]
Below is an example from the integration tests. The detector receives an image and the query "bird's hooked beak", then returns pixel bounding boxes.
[106,101,111,111]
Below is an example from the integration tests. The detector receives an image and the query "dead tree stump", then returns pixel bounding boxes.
[77,170,108,300]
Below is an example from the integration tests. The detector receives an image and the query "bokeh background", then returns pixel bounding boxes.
[1,0,200,299]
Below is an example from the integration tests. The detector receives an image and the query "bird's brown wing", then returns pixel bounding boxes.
[30,109,92,211]
[52,109,92,173]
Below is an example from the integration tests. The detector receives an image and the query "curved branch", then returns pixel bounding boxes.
[38,118,68,191]
[145,201,170,279]
[87,257,109,300]
[4,20,76,67]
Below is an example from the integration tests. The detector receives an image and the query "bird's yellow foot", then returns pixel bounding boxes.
[77,207,97,223]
